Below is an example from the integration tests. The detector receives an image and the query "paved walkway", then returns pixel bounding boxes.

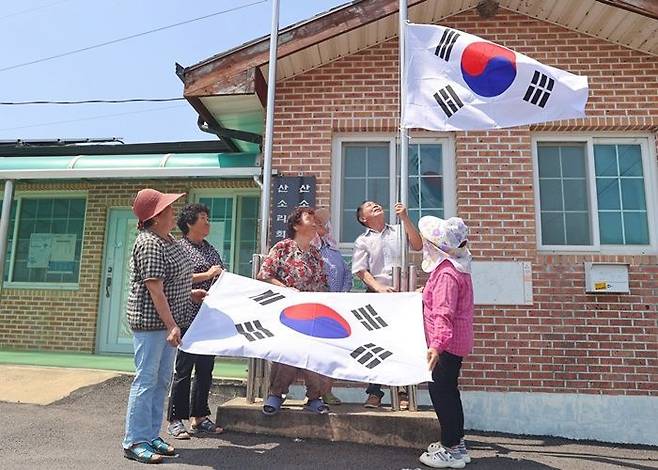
[0,371,656,469]
[0,364,119,405]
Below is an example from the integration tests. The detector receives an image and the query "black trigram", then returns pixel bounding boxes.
[433,85,464,118]
[235,320,274,342]
[351,304,388,331]
[249,289,285,306]
[351,343,393,369]
[434,28,460,61]
[523,70,554,108]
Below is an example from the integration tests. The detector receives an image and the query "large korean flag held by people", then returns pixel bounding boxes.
[180,272,431,386]
[403,23,589,131]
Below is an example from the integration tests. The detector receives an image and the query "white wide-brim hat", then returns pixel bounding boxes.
[418,216,470,273]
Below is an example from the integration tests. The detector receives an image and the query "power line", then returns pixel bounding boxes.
[0,104,186,131]
[0,98,185,105]
[0,0,267,73]
[0,0,74,21]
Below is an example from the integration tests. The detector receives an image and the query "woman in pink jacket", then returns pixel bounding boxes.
[418,216,474,469]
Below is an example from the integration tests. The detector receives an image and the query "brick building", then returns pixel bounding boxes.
[178,0,658,444]
[0,140,261,353]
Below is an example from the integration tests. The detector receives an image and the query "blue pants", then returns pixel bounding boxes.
[122,330,176,449]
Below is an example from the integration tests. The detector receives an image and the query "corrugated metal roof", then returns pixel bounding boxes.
[0,152,260,180]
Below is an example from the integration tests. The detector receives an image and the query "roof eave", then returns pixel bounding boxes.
[594,0,658,21]
[182,0,426,97]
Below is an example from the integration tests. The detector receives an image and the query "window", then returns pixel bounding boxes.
[407,142,445,225]
[340,143,391,243]
[199,196,235,269]
[196,193,260,277]
[235,196,259,276]
[535,137,656,251]
[594,143,649,245]
[1,194,87,286]
[537,144,591,245]
[334,136,455,245]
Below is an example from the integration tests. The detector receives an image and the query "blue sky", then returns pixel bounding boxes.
[0,0,347,143]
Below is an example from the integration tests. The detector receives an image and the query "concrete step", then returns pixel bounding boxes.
[216,397,439,449]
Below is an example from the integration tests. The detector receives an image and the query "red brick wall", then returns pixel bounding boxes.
[272,9,658,395]
[0,179,256,352]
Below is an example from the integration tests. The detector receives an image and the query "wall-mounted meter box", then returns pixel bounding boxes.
[584,263,630,294]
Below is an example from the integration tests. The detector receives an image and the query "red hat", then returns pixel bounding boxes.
[132,188,185,224]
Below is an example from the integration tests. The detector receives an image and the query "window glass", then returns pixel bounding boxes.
[537,144,590,245]
[11,197,86,283]
[594,144,649,245]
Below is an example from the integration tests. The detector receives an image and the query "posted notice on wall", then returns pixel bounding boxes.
[27,233,77,273]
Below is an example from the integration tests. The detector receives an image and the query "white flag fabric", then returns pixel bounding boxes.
[180,272,432,386]
[403,23,589,131]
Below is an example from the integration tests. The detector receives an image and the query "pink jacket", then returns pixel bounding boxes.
[422,260,474,357]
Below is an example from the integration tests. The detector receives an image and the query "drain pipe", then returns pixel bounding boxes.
[197,116,262,148]
[0,180,15,297]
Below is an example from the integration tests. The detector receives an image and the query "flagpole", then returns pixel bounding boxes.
[248,0,280,404]
[398,0,409,282]
[389,0,411,413]
[259,0,280,256]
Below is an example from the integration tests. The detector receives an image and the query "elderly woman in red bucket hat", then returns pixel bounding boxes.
[122,189,207,464]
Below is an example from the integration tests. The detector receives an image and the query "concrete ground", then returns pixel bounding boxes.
[0,371,656,469]
[1,365,119,405]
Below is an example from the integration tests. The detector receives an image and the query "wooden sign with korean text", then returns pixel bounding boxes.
[270,176,316,243]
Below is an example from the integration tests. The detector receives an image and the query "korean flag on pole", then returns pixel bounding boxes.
[402,23,589,131]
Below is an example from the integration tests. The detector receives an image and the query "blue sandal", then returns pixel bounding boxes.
[262,394,284,416]
[150,437,175,456]
[123,442,163,464]
[304,398,330,415]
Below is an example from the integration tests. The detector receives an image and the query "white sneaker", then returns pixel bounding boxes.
[427,441,471,464]
[419,447,466,469]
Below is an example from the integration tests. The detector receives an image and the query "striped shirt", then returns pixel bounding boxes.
[422,259,474,357]
[351,224,401,287]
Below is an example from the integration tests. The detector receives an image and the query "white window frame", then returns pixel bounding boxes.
[532,133,658,254]
[331,133,456,250]
[4,190,88,290]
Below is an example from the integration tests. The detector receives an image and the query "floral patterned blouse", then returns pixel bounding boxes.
[258,238,328,292]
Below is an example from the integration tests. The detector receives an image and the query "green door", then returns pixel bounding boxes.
[96,208,138,354]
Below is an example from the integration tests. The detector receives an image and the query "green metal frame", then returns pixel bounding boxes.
[3,190,88,290]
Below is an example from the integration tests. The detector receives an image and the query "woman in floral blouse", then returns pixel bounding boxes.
[257,207,332,415]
